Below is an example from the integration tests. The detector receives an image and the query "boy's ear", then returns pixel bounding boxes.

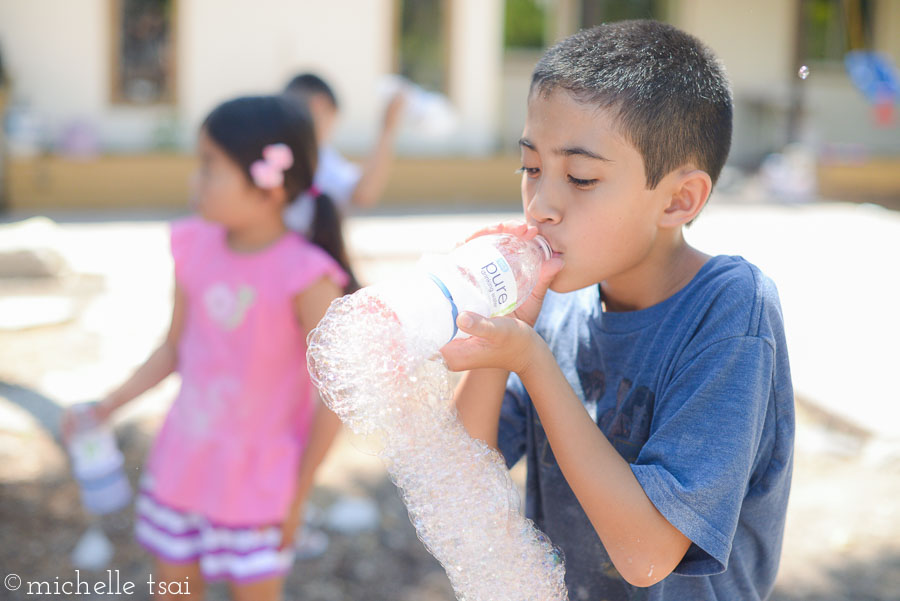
[659,169,711,228]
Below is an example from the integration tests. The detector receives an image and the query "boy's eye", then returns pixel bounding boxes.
[516,166,540,178]
[568,175,598,188]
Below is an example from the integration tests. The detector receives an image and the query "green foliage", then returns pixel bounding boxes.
[505,0,546,49]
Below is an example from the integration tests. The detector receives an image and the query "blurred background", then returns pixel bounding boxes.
[0,1,898,600]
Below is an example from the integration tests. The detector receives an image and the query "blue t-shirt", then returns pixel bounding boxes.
[498,255,795,601]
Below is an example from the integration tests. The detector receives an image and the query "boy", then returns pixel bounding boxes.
[281,73,405,234]
[441,20,794,601]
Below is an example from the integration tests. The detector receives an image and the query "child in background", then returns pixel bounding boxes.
[442,21,794,601]
[64,95,356,601]
[281,73,405,235]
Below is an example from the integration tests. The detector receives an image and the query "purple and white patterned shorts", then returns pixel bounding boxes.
[134,478,294,584]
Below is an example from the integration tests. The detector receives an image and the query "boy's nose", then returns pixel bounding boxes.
[525,187,562,224]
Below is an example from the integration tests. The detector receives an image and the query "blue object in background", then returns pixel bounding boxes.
[844,51,900,103]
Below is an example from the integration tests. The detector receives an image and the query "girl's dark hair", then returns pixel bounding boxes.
[203,95,359,293]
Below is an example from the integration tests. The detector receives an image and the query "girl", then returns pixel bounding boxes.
[65,95,357,601]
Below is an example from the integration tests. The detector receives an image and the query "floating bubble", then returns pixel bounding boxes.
[798,65,810,80]
[308,288,568,601]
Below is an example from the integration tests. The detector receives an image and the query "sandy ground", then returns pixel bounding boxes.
[1,200,898,600]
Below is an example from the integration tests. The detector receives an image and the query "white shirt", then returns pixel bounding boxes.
[284,146,362,235]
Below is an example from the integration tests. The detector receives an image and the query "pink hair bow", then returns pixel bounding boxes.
[250,143,294,189]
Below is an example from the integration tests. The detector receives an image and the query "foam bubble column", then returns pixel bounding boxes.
[307,288,568,601]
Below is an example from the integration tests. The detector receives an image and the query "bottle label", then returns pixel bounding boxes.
[452,238,519,317]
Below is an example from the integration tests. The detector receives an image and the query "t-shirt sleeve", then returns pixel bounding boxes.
[285,242,350,296]
[497,372,529,469]
[170,218,205,286]
[630,335,775,576]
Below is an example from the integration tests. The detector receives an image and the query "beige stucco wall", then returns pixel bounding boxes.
[673,0,900,162]
[0,0,173,152]
[176,0,394,154]
[0,0,504,156]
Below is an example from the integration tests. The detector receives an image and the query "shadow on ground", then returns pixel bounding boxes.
[772,551,900,601]
[2,379,900,600]
[0,405,454,601]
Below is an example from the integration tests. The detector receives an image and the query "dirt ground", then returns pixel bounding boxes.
[2,388,899,601]
[1,212,898,601]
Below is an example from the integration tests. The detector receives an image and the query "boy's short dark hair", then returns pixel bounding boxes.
[531,20,732,188]
[284,73,339,109]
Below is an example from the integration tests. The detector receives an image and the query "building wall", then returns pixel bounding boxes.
[0,0,169,152]
[673,0,900,164]
[0,0,504,157]
[176,0,394,154]
[444,0,505,155]
[500,0,900,166]
[673,0,795,97]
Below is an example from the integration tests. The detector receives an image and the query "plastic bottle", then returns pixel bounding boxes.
[65,403,132,515]
[372,234,551,351]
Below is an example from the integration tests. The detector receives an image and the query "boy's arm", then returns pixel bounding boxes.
[443,314,690,588]
[520,335,690,587]
[452,368,509,449]
[350,92,405,208]
[446,221,558,449]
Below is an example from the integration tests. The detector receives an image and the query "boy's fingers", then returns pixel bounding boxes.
[456,312,495,338]
[464,220,527,243]
[533,257,565,297]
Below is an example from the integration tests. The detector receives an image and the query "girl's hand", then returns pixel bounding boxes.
[60,399,115,441]
[278,495,306,552]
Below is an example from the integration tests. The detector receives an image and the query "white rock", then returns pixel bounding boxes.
[324,496,380,534]
[70,525,114,570]
[0,296,76,330]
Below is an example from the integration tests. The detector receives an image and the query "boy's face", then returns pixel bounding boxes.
[520,89,674,293]
[306,93,338,146]
[284,91,337,146]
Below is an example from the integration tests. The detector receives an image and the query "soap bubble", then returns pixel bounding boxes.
[308,289,569,601]
[798,65,810,80]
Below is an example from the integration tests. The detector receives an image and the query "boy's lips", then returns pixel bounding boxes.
[545,241,563,259]
[537,232,562,258]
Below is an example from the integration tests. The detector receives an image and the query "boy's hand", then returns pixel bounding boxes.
[441,222,563,374]
[440,313,542,375]
[458,220,564,328]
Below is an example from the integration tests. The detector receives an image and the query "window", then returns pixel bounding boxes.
[395,0,448,93]
[110,0,176,105]
[802,0,874,62]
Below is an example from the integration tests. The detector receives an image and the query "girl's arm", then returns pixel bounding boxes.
[96,282,187,420]
[279,276,344,549]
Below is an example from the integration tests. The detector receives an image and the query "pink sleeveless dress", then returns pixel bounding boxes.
[145,217,347,526]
